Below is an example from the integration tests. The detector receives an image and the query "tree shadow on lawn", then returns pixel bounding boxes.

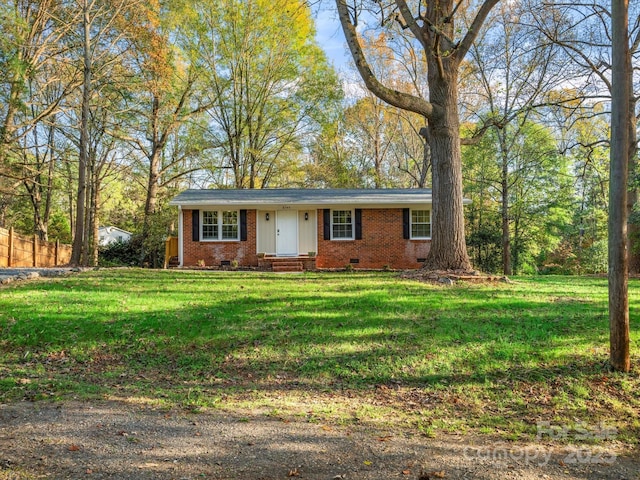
[1,270,638,439]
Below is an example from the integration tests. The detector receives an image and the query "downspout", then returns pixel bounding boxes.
[178,205,183,267]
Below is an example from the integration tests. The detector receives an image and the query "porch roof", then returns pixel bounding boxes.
[169,188,434,208]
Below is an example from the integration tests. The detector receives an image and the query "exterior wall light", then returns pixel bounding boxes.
[265,213,270,221]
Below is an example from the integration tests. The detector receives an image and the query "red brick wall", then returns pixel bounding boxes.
[181,208,429,269]
[182,209,258,267]
[316,208,430,270]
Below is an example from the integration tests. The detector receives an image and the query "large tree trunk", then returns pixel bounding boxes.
[335,0,497,271]
[71,0,91,266]
[141,147,161,265]
[500,146,511,275]
[608,0,630,372]
[144,150,161,231]
[626,83,639,273]
[423,60,471,271]
[140,95,162,266]
[41,119,56,242]
[91,179,100,266]
[82,172,92,265]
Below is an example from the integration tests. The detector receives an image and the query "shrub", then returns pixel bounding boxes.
[98,237,141,267]
[580,239,607,274]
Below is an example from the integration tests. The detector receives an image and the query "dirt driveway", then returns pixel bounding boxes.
[1,401,638,480]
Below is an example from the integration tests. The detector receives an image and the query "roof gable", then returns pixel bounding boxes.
[98,226,132,236]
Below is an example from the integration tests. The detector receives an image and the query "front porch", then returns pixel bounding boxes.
[258,255,317,272]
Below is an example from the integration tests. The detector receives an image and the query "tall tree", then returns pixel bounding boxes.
[543,98,610,273]
[183,0,341,189]
[342,96,400,188]
[0,0,78,232]
[465,2,566,274]
[124,0,211,265]
[304,119,365,188]
[609,0,631,372]
[336,0,499,271]
[70,0,92,265]
[345,32,431,188]
[69,0,143,265]
[463,120,573,274]
[532,0,640,272]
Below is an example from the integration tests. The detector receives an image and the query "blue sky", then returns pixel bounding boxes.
[313,5,351,72]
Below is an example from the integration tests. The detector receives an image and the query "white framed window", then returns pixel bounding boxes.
[332,209,353,240]
[201,210,239,241]
[202,211,218,239]
[411,209,431,239]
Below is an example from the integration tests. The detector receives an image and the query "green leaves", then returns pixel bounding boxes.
[176,0,341,188]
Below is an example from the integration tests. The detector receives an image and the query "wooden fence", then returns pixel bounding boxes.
[164,236,178,268]
[0,227,72,268]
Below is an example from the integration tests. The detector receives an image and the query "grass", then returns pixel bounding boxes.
[0,269,639,442]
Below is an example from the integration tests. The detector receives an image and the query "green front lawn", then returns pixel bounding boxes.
[0,269,638,441]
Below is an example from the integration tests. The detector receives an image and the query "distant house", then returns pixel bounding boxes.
[98,226,132,246]
[169,188,435,271]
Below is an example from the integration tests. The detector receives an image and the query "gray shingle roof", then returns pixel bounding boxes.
[169,188,433,207]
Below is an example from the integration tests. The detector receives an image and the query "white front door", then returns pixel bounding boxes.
[276,210,298,256]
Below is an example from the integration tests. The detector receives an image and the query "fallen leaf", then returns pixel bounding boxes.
[86,469,93,474]
[322,425,333,431]
[364,460,372,466]
[431,471,446,478]
[68,444,80,452]
[377,435,393,442]
[288,468,299,477]
[402,469,411,475]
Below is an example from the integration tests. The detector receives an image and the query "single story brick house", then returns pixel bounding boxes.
[169,188,433,270]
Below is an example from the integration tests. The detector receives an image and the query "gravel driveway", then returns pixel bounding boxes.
[1,401,638,480]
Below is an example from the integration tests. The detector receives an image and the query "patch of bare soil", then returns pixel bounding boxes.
[1,401,638,480]
[401,269,510,285]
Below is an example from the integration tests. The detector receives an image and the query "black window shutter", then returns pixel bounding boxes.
[240,209,247,241]
[355,209,362,240]
[323,209,331,240]
[192,209,200,241]
[402,208,410,239]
